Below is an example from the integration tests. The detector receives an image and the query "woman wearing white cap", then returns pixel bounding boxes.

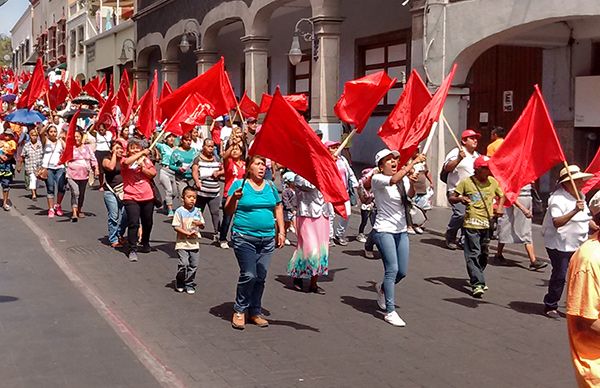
[371,148,425,326]
[542,165,594,318]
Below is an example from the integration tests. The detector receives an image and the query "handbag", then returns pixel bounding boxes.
[35,167,48,180]
[396,180,428,227]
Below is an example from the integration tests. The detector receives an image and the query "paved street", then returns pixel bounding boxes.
[2,181,574,388]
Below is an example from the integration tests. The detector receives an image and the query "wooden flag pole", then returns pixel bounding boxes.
[148,119,169,150]
[334,127,358,157]
[422,121,439,155]
[441,114,462,149]
[562,160,582,201]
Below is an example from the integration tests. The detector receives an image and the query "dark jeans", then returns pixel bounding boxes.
[176,249,200,288]
[123,199,154,252]
[543,248,574,311]
[446,191,465,242]
[219,196,232,242]
[358,208,376,234]
[463,228,490,287]
[196,195,221,235]
[232,232,275,316]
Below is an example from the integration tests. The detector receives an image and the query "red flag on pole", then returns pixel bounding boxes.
[334,71,396,133]
[98,75,107,95]
[163,93,215,136]
[131,81,138,110]
[582,147,600,194]
[157,81,173,122]
[159,57,237,118]
[249,88,349,217]
[137,71,158,139]
[11,74,19,94]
[378,70,432,155]
[47,80,70,110]
[17,58,48,109]
[95,93,119,136]
[83,81,105,105]
[489,85,567,205]
[239,92,260,118]
[58,110,81,165]
[116,70,131,120]
[69,77,82,99]
[258,93,308,113]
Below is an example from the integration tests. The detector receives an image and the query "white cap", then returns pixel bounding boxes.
[375,149,400,166]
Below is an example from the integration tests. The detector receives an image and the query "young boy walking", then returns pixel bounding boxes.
[172,186,205,294]
[450,156,504,298]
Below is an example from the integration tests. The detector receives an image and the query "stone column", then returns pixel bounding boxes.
[159,59,180,88]
[240,35,269,103]
[194,49,219,75]
[132,66,149,97]
[309,16,344,141]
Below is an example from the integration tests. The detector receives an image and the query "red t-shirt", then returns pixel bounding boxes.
[121,157,156,201]
[211,126,222,146]
[223,159,246,198]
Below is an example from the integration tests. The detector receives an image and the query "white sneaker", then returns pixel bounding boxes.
[364,249,374,259]
[407,227,416,235]
[384,311,406,327]
[414,226,424,234]
[219,241,230,249]
[356,233,367,243]
[375,282,386,310]
[284,238,291,246]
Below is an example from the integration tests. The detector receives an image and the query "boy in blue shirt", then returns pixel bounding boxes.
[172,186,205,294]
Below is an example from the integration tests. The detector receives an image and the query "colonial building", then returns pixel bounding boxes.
[30,0,68,71]
[10,4,34,72]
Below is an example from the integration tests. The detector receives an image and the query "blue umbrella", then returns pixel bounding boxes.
[1,94,16,103]
[5,109,46,125]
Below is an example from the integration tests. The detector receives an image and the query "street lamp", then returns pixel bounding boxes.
[179,20,200,54]
[288,18,318,66]
[119,38,136,63]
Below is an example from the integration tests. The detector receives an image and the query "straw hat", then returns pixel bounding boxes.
[589,191,600,216]
[558,165,594,184]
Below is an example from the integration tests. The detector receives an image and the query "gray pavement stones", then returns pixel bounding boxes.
[3,183,575,388]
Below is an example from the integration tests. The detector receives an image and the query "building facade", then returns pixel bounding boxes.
[30,0,68,71]
[10,5,34,72]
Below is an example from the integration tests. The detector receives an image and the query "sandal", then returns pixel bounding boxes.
[292,278,303,291]
[309,285,326,295]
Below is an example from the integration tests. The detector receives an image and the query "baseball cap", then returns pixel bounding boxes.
[589,191,600,216]
[474,155,490,169]
[324,140,341,148]
[375,149,401,165]
[461,129,481,139]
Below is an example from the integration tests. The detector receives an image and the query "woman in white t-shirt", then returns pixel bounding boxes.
[40,124,66,218]
[370,149,426,327]
[94,124,113,190]
[541,165,595,318]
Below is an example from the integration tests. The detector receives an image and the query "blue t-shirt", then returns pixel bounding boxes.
[169,148,197,179]
[228,179,281,238]
[155,143,174,167]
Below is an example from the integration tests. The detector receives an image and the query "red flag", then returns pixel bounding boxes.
[137,71,158,139]
[259,93,308,113]
[58,110,81,165]
[157,81,173,122]
[489,85,567,205]
[116,70,131,123]
[582,147,600,194]
[47,80,69,110]
[249,88,349,217]
[335,71,396,133]
[83,81,105,105]
[378,70,432,154]
[131,81,138,109]
[69,77,82,99]
[121,80,138,126]
[238,92,260,118]
[98,75,107,95]
[17,58,48,109]
[11,74,19,94]
[163,93,215,136]
[159,57,236,118]
[95,93,119,136]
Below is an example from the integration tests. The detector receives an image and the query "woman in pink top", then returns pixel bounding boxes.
[66,130,98,222]
[121,138,157,262]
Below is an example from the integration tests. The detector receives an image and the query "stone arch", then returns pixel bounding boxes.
[163,18,201,61]
[247,0,306,36]
[136,32,163,66]
[199,1,250,50]
[443,0,600,83]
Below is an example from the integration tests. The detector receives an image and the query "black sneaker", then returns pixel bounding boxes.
[138,245,152,253]
[545,309,560,318]
[494,254,508,264]
[335,237,348,246]
[529,260,548,271]
[445,240,457,250]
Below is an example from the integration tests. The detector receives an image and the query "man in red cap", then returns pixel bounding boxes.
[449,155,504,298]
[442,129,481,250]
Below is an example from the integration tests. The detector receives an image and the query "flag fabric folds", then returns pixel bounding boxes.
[116,70,131,122]
[137,71,158,139]
[95,93,119,135]
[69,78,82,99]
[249,88,349,218]
[17,58,48,109]
[334,71,396,133]
[157,81,173,122]
[83,81,105,105]
[163,93,215,136]
[239,92,260,118]
[489,85,567,206]
[258,93,308,113]
[378,70,432,159]
[58,110,81,165]
[47,80,70,111]
[583,146,600,194]
[159,57,236,118]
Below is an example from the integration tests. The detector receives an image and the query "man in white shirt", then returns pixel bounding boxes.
[442,129,480,250]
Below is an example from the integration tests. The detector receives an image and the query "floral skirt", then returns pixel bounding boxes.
[287,215,329,278]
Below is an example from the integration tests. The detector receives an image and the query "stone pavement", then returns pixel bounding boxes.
[3,182,575,388]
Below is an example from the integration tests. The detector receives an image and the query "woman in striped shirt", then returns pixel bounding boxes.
[192,138,223,241]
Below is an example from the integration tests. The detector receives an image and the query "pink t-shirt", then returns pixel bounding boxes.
[121,157,156,201]
[66,145,97,180]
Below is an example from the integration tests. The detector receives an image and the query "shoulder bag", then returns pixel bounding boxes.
[469,176,496,238]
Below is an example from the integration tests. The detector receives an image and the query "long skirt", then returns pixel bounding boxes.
[287,215,329,278]
[497,196,533,244]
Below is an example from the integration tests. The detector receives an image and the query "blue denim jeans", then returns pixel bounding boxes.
[232,232,275,316]
[446,191,465,242]
[45,167,66,199]
[372,231,409,313]
[543,248,574,311]
[103,191,127,244]
[463,228,490,287]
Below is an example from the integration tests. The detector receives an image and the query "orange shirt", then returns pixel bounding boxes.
[486,138,504,157]
[566,232,600,387]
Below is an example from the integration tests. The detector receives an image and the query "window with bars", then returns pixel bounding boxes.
[356,30,411,115]
[77,26,84,54]
[57,20,66,59]
[70,30,76,57]
[288,52,311,117]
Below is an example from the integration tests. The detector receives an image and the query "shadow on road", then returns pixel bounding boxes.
[208,302,319,331]
[0,295,18,303]
[340,295,382,319]
[443,297,490,308]
[507,301,545,316]
[419,238,449,249]
[356,281,377,293]
[424,276,471,296]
